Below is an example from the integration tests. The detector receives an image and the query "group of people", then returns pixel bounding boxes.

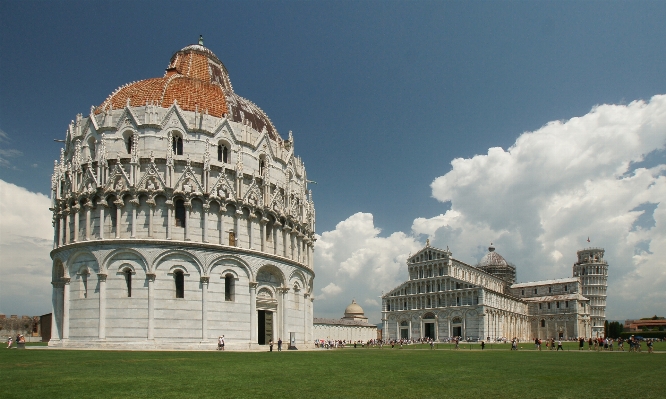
[267,338,282,352]
[6,334,26,348]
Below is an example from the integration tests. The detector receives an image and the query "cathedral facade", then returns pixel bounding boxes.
[381,243,607,341]
[49,39,316,349]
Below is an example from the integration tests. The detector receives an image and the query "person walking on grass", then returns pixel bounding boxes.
[6,337,12,349]
[481,341,485,350]
[557,339,563,351]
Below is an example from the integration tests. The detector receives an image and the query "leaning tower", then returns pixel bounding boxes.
[572,248,608,337]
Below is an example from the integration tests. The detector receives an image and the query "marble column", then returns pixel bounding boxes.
[98,199,106,240]
[282,225,290,257]
[260,217,268,252]
[184,201,191,241]
[84,202,92,241]
[234,210,242,247]
[247,213,254,250]
[50,282,62,341]
[273,222,281,255]
[64,210,70,244]
[218,206,226,245]
[147,273,155,340]
[130,198,138,238]
[166,200,173,240]
[202,204,209,243]
[62,277,71,339]
[114,199,123,238]
[148,201,154,238]
[201,276,209,340]
[281,287,290,344]
[98,273,107,339]
[249,282,258,344]
[72,204,80,242]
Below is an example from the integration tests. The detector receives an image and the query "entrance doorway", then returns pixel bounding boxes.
[424,323,435,339]
[258,310,273,345]
[452,326,462,338]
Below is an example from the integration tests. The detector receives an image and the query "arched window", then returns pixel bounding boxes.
[125,134,133,154]
[123,268,132,297]
[259,158,265,175]
[224,274,234,301]
[172,134,183,155]
[218,144,228,163]
[175,270,184,298]
[88,137,96,159]
[541,319,546,328]
[175,199,186,227]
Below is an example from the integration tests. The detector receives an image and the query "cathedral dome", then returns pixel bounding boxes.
[344,300,365,318]
[96,39,280,140]
[478,244,508,267]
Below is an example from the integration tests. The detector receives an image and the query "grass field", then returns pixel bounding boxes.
[1,347,664,398]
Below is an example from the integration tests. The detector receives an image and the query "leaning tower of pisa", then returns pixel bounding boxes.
[572,248,608,337]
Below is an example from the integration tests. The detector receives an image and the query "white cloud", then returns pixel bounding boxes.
[0,179,53,316]
[313,213,422,322]
[319,283,342,298]
[418,95,666,320]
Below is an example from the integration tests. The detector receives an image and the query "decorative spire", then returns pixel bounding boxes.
[198,35,204,46]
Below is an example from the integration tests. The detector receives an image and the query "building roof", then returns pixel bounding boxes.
[313,318,375,327]
[511,277,579,288]
[96,39,280,141]
[521,293,588,302]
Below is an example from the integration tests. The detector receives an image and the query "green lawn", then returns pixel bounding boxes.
[1,347,664,398]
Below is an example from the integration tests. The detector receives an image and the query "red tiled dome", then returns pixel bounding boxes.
[96,42,279,140]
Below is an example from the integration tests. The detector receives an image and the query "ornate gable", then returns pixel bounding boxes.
[160,103,189,131]
[79,166,99,195]
[173,157,204,195]
[105,156,131,193]
[136,153,167,193]
[115,104,141,131]
[210,170,236,201]
[243,179,262,207]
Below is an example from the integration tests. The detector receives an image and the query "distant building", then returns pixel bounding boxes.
[623,318,666,332]
[313,300,377,343]
[382,243,608,341]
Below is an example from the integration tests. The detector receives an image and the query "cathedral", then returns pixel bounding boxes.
[49,38,316,349]
[381,243,608,341]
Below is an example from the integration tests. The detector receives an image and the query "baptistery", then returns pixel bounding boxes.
[49,38,316,349]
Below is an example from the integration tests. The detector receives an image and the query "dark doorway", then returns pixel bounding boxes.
[258,310,273,345]
[452,326,462,337]
[424,323,435,339]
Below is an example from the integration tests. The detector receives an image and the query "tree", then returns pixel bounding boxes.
[607,321,623,338]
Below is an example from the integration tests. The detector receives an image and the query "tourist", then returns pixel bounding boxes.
[481,341,485,350]
[647,339,653,354]
[217,335,224,351]
[6,337,12,349]
[277,338,282,351]
[588,337,593,350]
[557,339,563,351]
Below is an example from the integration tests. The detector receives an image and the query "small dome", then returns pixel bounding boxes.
[344,299,364,317]
[478,243,508,267]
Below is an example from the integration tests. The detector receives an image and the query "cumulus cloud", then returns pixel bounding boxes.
[0,179,53,316]
[313,213,422,322]
[417,95,666,320]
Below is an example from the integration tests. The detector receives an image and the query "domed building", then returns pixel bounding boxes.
[313,300,377,343]
[476,244,516,285]
[49,38,316,349]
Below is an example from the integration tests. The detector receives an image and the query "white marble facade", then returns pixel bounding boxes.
[49,41,315,349]
[382,244,606,341]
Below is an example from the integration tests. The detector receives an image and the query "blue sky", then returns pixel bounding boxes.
[1,1,665,321]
